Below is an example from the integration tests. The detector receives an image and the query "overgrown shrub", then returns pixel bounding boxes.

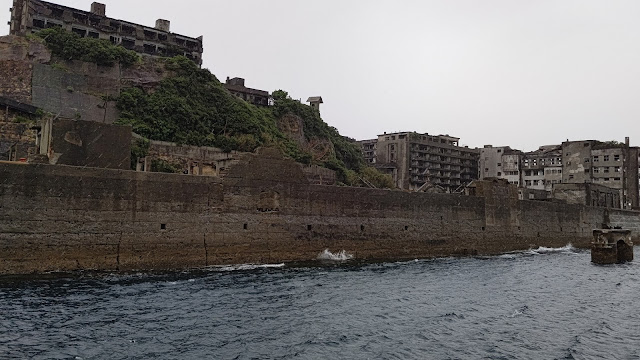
[114,57,393,188]
[35,28,140,67]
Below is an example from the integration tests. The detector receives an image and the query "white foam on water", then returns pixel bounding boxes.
[213,263,286,272]
[526,244,576,255]
[317,249,354,261]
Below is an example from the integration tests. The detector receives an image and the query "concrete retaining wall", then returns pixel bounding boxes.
[1,151,638,274]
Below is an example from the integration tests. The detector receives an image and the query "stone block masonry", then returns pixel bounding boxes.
[1,149,639,274]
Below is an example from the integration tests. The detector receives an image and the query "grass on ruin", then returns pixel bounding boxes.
[34,28,140,67]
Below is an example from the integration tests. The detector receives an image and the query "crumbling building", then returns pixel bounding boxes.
[478,138,639,209]
[358,132,479,192]
[9,0,204,65]
[223,77,270,107]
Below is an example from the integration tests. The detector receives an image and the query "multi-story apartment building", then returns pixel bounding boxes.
[480,146,522,186]
[561,139,640,208]
[522,145,562,192]
[479,138,639,209]
[358,132,479,192]
[9,0,204,65]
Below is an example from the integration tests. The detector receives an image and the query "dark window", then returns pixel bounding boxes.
[110,21,120,30]
[72,12,88,23]
[143,43,156,54]
[160,224,166,230]
[32,19,45,28]
[158,33,168,41]
[121,38,135,49]
[45,21,62,29]
[71,28,86,37]
[87,31,99,39]
[51,8,64,18]
[144,30,157,40]
[121,25,136,35]
[89,16,101,27]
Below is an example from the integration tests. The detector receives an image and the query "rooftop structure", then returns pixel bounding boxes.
[9,0,204,65]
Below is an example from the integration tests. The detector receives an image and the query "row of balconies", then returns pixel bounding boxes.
[410,148,478,160]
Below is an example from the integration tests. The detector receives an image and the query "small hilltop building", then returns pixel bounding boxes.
[223,77,271,107]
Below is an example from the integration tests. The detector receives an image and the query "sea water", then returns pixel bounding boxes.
[1,245,640,359]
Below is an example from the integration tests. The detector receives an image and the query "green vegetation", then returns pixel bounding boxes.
[35,28,139,67]
[130,137,150,170]
[112,57,392,187]
[26,27,393,186]
[151,159,182,174]
[116,57,276,153]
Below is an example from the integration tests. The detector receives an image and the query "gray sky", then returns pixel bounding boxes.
[3,0,640,151]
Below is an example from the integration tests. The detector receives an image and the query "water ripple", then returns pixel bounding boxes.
[1,245,639,359]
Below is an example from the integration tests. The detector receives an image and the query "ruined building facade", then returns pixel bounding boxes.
[479,139,640,209]
[223,77,270,107]
[359,132,479,192]
[9,0,204,65]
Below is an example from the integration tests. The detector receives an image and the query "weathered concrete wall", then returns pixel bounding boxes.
[139,139,240,176]
[0,36,50,103]
[1,150,638,275]
[0,35,170,124]
[31,62,119,123]
[46,119,131,170]
[608,209,640,235]
[301,165,336,185]
[0,121,37,161]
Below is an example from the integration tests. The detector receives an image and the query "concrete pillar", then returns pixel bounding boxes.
[90,2,106,16]
[155,19,170,32]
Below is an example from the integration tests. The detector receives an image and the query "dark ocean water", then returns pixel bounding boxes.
[2,245,640,360]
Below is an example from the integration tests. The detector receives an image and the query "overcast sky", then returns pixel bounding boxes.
[2,0,640,151]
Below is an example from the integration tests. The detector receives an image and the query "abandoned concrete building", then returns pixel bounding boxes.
[479,146,523,186]
[223,77,270,107]
[358,132,479,192]
[478,139,640,209]
[9,0,204,65]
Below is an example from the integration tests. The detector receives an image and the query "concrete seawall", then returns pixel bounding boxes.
[1,151,639,274]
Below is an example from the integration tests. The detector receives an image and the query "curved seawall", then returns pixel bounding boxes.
[1,151,638,274]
